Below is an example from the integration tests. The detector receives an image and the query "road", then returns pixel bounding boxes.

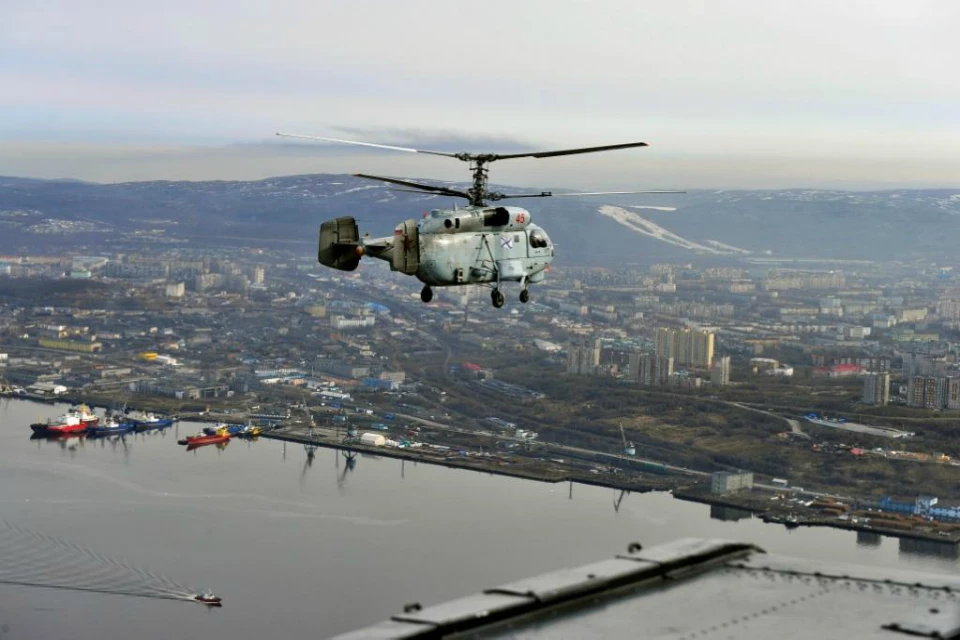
[727,401,809,438]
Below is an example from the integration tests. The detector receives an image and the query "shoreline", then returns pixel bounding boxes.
[263,428,960,547]
[7,395,958,548]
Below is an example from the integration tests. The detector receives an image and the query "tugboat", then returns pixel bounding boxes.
[201,422,242,436]
[86,414,135,437]
[127,411,175,431]
[30,405,99,435]
[194,592,222,607]
[236,424,262,439]
[178,430,231,447]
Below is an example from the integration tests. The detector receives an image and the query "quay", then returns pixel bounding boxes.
[7,394,958,547]
[261,426,676,493]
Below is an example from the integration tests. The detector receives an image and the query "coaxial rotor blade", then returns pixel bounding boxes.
[354,173,470,199]
[275,133,461,158]
[491,189,684,200]
[550,190,685,196]
[490,142,649,161]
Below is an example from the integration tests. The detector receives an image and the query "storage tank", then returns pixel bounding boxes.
[360,433,386,447]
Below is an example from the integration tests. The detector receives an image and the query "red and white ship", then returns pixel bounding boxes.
[30,405,99,435]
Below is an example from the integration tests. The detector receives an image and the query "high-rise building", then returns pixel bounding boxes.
[655,328,715,368]
[947,378,960,410]
[862,372,890,406]
[711,356,731,386]
[566,342,600,375]
[907,376,948,409]
[639,353,673,386]
[251,265,265,284]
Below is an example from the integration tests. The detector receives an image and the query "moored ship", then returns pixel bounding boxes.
[127,411,175,431]
[85,414,135,437]
[178,428,231,447]
[29,405,99,435]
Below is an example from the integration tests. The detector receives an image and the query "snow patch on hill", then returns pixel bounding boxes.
[628,205,677,212]
[597,205,749,255]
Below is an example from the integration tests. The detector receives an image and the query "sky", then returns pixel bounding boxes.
[1,0,958,189]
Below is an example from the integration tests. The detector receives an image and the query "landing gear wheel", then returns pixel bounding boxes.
[420,285,433,303]
[491,289,505,308]
[519,289,530,303]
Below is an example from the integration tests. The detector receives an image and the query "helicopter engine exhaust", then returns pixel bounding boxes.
[318,217,362,271]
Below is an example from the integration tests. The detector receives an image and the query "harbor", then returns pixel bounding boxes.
[9,393,960,547]
[2,396,959,639]
[259,419,960,547]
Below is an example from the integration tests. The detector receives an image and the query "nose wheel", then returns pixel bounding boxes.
[519,289,530,303]
[491,289,505,308]
[420,285,433,303]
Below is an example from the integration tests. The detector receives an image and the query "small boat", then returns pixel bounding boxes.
[194,592,222,606]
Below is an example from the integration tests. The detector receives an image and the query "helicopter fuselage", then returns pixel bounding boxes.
[395,205,553,288]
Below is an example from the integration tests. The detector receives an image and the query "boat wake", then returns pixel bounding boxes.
[0,521,200,603]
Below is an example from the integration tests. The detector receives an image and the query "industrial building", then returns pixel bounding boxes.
[711,470,753,495]
[38,338,102,353]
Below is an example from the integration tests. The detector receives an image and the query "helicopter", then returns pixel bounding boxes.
[276,132,677,308]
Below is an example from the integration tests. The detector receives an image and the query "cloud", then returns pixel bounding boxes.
[0,0,957,185]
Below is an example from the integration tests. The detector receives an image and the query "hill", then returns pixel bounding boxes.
[1,175,957,265]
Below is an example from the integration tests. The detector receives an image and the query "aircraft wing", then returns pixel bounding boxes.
[331,537,960,639]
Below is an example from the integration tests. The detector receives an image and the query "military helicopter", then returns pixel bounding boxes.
[276,132,676,308]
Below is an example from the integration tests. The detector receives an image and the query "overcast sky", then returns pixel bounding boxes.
[1,0,957,189]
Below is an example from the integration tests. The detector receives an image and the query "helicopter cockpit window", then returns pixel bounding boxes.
[529,229,550,249]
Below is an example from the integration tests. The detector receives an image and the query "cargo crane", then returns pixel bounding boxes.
[619,422,636,457]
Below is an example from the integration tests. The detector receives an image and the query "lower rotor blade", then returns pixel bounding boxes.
[354,174,470,199]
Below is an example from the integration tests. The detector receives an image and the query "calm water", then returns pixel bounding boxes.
[1,398,957,639]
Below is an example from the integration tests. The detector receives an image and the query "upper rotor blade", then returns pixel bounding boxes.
[552,190,686,196]
[354,173,470,199]
[491,141,649,161]
[275,133,461,158]
[493,190,685,200]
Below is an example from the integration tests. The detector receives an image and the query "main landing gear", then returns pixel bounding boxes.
[488,288,530,308]
[421,285,433,303]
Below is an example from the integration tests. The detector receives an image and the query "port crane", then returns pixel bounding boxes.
[619,422,636,457]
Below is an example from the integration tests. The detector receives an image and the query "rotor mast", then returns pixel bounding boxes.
[468,158,490,207]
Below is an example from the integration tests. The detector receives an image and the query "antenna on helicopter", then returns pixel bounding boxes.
[275,132,681,207]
